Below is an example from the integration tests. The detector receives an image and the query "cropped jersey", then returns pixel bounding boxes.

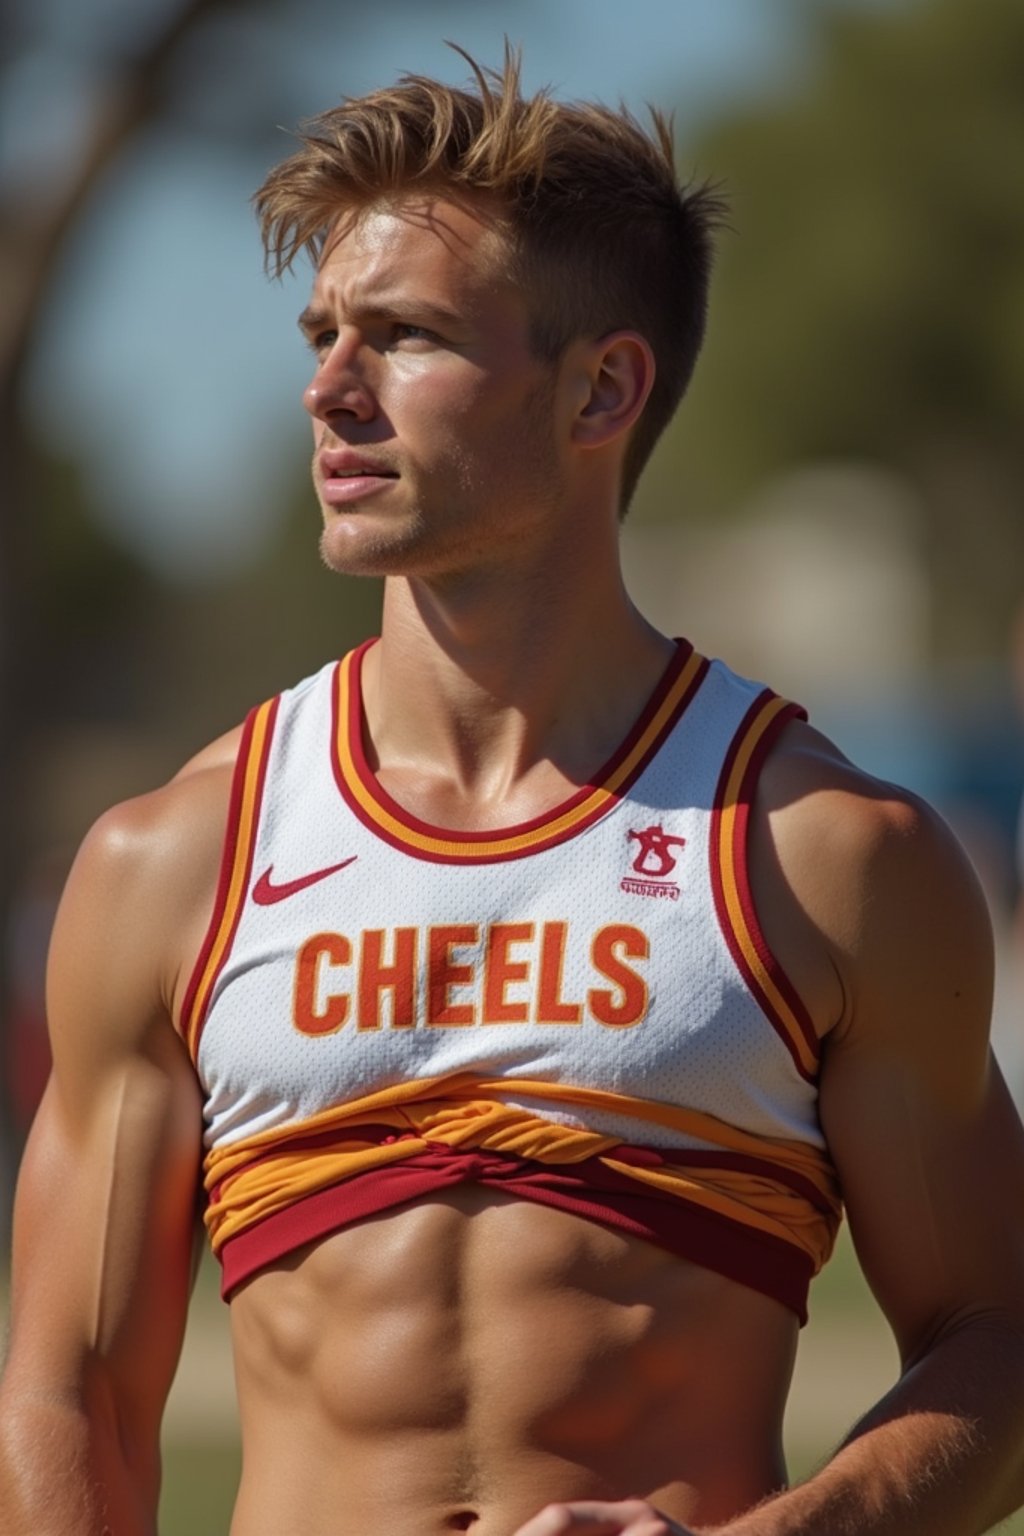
[180,639,842,1322]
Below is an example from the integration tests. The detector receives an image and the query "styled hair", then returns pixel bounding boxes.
[255,44,727,506]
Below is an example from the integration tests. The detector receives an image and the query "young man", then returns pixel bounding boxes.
[3,48,1024,1536]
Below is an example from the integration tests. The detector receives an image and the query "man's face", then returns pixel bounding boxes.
[301,196,565,581]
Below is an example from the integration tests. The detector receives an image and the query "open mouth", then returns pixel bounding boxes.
[319,462,399,505]
[328,468,397,479]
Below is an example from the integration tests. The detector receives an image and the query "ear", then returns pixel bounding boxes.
[568,331,656,451]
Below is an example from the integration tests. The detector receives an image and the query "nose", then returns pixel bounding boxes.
[303,328,376,425]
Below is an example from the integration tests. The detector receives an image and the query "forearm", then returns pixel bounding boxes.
[0,1388,158,1536]
[715,1316,1024,1536]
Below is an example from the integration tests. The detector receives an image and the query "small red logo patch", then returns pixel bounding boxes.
[621,824,684,900]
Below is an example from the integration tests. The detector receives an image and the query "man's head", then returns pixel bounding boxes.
[255,45,725,510]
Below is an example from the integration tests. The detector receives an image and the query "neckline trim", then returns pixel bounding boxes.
[330,638,709,864]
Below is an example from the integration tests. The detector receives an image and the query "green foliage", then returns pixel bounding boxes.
[637,0,1024,660]
[144,469,383,751]
[30,454,152,640]
[160,1440,240,1534]
[22,445,163,726]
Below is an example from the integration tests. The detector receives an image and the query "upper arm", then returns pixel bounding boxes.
[2,786,213,1494]
[810,784,1024,1359]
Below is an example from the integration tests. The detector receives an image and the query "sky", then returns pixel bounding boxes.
[7,0,909,580]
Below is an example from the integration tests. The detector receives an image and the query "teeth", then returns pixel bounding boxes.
[326,466,395,478]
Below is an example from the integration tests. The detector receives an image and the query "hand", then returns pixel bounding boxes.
[512,1499,698,1536]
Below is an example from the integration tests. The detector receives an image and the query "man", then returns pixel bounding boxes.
[3,46,1024,1536]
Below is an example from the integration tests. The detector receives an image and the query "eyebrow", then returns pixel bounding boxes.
[297,306,328,338]
[297,298,469,338]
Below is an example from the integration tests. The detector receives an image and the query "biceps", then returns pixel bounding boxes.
[6,1059,202,1427]
[822,1047,1024,1357]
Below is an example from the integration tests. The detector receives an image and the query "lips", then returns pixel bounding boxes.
[319,448,398,481]
[317,447,399,506]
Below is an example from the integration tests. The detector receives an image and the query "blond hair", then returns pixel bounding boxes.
[255,44,726,505]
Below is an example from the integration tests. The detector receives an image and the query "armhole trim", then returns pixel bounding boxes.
[710,690,820,1082]
[178,695,280,1062]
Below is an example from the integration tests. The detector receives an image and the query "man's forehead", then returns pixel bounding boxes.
[312,196,510,301]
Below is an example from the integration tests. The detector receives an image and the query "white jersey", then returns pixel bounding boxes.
[179,640,841,1321]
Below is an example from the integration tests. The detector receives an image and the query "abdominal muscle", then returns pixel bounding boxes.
[227,1188,798,1536]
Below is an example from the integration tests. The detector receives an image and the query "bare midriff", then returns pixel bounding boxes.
[227,1188,798,1536]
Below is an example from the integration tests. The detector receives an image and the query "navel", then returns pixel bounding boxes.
[446,1512,479,1531]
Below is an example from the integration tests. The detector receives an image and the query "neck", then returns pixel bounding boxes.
[361,537,674,804]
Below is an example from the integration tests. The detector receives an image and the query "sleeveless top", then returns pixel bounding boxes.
[179,639,842,1322]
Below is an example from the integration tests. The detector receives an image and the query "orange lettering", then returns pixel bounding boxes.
[536,921,583,1024]
[482,923,533,1023]
[427,924,479,1026]
[358,927,417,1030]
[589,925,649,1027]
[293,931,351,1035]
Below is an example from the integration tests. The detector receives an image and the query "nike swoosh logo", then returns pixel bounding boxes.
[252,857,358,905]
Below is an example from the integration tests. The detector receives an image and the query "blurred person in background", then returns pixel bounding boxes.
[3,47,1024,1536]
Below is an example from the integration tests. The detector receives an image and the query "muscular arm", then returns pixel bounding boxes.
[0,757,232,1535]
[517,734,1024,1536]
[718,764,1024,1535]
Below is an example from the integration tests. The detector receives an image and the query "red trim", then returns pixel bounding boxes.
[179,696,280,1060]
[209,1131,835,1224]
[329,656,347,795]
[710,693,819,1083]
[650,1147,836,1218]
[218,1144,814,1321]
[731,700,820,1066]
[350,638,696,837]
[330,639,710,865]
[178,709,257,1045]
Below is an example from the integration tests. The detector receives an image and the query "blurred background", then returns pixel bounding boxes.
[2,0,1023,1528]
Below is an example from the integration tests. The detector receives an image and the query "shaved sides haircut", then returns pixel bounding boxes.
[256,44,726,505]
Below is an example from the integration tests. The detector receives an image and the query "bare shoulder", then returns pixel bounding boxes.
[758,716,973,862]
[171,720,245,781]
[0,729,249,1476]
[750,717,992,1051]
[757,728,1024,1348]
[51,721,246,1053]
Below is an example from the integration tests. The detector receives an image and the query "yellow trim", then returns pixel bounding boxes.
[185,699,275,1056]
[334,647,706,858]
[601,1156,828,1250]
[205,1070,834,1192]
[477,1076,834,1194]
[208,1140,834,1264]
[203,1073,841,1270]
[715,697,819,1077]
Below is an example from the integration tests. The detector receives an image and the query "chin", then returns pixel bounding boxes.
[318,519,439,580]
